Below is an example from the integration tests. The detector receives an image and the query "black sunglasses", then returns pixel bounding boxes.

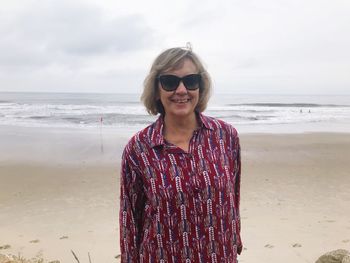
[158,74,201,92]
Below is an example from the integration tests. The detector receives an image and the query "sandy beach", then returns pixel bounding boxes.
[0,127,349,262]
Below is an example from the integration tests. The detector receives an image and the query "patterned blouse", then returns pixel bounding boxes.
[120,113,242,263]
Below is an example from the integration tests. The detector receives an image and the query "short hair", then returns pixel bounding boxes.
[141,47,212,115]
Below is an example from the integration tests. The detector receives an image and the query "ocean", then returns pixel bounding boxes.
[1,92,350,133]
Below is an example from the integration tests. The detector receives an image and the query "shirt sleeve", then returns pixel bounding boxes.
[234,135,243,255]
[120,146,146,262]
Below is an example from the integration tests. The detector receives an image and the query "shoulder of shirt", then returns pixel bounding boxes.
[123,121,157,154]
[201,114,239,138]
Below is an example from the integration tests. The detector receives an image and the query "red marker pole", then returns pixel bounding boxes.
[99,116,104,153]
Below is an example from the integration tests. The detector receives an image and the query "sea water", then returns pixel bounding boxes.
[1,92,349,133]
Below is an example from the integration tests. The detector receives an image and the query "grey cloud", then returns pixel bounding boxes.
[0,1,154,72]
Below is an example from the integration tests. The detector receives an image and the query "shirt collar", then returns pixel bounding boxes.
[149,112,214,148]
[198,112,215,131]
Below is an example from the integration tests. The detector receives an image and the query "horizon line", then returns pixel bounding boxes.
[1,90,350,96]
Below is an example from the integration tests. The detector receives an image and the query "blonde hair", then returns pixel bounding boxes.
[141,47,212,115]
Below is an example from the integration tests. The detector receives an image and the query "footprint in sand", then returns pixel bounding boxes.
[264,244,274,248]
[292,243,302,247]
[29,239,40,243]
[342,239,350,243]
[0,244,11,250]
[59,236,69,240]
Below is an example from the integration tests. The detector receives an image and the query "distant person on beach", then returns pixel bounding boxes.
[120,45,242,262]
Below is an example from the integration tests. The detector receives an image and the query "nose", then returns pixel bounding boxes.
[175,80,187,94]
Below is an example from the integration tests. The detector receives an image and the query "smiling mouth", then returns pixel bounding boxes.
[171,98,191,103]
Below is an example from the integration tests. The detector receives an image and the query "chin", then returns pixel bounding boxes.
[169,108,194,117]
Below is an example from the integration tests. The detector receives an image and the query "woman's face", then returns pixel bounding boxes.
[158,59,200,119]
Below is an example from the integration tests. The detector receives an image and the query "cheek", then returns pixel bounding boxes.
[158,90,170,107]
[191,90,200,101]
[193,92,200,107]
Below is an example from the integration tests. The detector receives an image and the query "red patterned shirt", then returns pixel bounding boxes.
[120,113,242,263]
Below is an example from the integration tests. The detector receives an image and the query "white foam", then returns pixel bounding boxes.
[1,93,350,132]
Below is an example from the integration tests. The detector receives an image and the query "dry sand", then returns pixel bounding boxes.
[0,165,119,262]
[239,133,350,262]
[0,130,349,262]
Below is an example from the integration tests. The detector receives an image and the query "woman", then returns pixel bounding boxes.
[120,46,242,262]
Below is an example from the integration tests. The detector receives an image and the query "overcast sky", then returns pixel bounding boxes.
[0,0,349,94]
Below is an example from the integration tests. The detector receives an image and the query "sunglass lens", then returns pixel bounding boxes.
[159,75,180,91]
[183,74,201,90]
